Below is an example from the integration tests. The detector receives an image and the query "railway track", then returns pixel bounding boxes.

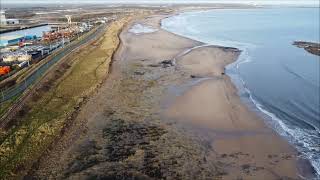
[0,24,107,127]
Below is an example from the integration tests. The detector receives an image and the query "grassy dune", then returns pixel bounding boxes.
[0,17,132,179]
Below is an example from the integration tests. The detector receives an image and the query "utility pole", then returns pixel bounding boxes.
[24,80,27,89]
[1,90,4,103]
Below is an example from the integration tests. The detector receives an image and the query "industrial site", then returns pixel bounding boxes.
[0,9,111,85]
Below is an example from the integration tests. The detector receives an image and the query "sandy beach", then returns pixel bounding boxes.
[28,14,306,179]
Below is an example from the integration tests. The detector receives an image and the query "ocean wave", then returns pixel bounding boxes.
[260,98,318,131]
[229,43,320,178]
[282,63,320,88]
[162,15,320,179]
[230,47,320,179]
[236,76,320,178]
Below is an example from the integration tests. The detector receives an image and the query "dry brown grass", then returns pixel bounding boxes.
[0,16,133,179]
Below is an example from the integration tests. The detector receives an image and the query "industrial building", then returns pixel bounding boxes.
[0,35,25,47]
[0,10,20,25]
[0,14,93,77]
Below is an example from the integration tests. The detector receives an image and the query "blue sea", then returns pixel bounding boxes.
[162,7,320,177]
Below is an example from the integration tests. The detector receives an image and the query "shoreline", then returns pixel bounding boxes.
[27,11,314,179]
[157,14,316,179]
[161,11,318,178]
[113,14,298,179]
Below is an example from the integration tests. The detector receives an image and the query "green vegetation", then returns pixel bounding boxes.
[0,95,20,118]
[0,17,132,179]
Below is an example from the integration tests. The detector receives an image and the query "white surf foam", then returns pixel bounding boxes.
[161,13,320,179]
[129,23,158,34]
[228,41,320,179]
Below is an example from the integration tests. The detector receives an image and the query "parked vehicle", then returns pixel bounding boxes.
[0,66,11,76]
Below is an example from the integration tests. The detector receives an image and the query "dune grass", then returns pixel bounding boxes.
[0,17,132,179]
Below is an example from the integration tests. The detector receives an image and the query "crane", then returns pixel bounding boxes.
[65,15,72,27]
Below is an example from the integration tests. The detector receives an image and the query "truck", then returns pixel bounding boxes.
[0,66,11,76]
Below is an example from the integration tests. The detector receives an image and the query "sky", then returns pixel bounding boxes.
[1,0,319,6]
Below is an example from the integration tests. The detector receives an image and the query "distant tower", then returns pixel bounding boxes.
[65,15,72,26]
[0,10,7,25]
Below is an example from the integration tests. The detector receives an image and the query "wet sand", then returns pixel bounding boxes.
[30,14,304,179]
[161,30,301,179]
